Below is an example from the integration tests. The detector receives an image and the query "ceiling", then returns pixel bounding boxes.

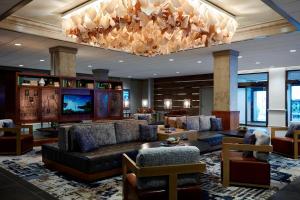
[0,0,299,79]
[0,0,24,16]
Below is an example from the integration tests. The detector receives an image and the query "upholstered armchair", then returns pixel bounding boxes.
[122,146,207,200]
[271,127,300,159]
[0,124,33,155]
[221,137,273,188]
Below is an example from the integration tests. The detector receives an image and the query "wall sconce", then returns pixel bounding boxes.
[142,99,148,108]
[164,99,172,110]
[183,99,191,109]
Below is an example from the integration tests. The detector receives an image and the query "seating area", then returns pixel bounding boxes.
[1,0,300,200]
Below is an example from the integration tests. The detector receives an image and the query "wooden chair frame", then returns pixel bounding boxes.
[271,127,300,159]
[222,137,273,188]
[0,125,33,155]
[122,154,206,200]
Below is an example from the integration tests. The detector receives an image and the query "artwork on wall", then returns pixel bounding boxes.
[123,89,130,109]
[110,92,122,117]
[41,88,59,121]
[20,87,40,121]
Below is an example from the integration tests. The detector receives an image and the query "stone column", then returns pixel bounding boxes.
[212,50,240,130]
[49,46,78,77]
[92,69,109,80]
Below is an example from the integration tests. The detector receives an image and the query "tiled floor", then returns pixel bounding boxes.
[0,167,57,200]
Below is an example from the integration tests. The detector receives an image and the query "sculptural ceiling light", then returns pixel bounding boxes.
[62,0,238,56]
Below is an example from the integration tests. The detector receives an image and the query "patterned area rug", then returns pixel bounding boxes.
[1,147,300,200]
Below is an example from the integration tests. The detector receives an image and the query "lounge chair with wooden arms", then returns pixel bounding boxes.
[221,137,273,188]
[122,146,207,200]
[0,123,33,155]
[271,126,300,159]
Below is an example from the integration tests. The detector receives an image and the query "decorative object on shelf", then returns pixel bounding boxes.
[30,80,38,86]
[39,78,45,86]
[164,99,172,110]
[115,85,122,90]
[142,99,148,108]
[86,83,94,89]
[62,0,238,57]
[54,82,60,87]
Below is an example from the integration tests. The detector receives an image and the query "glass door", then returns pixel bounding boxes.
[291,85,300,122]
[252,88,267,123]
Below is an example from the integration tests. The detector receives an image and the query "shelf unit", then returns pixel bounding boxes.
[3,72,124,123]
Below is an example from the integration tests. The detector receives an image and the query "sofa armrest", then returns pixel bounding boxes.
[293,130,300,159]
[0,127,22,155]
[222,137,244,144]
[270,127,288,138]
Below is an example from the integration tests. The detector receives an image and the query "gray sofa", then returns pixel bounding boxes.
[42,119,153,182]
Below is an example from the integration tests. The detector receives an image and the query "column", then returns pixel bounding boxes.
[212,50,240,130]
[49,46,78,77]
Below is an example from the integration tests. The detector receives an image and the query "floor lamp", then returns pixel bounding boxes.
[164,99,172,127]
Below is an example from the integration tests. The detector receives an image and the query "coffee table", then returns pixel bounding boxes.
[157,128,198,141]
[141,140,211,154]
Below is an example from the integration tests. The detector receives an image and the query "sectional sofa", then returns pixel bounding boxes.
[42,119,157,182]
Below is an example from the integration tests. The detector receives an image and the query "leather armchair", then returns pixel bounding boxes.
[271,127,300,159]
[122,154,207,200]
[221,137,273,188]
[0,125,33,155]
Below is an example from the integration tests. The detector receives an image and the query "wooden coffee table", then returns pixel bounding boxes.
[157,128,198,141]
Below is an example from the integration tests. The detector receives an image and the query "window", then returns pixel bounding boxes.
[291,85,300,121]
[287,71,300,123]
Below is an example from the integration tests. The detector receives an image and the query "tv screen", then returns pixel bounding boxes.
[62,95,92,114]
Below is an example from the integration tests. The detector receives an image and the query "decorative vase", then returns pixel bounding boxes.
[39,78,45,86]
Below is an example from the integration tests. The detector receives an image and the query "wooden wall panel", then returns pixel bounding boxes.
[154,74,213,115]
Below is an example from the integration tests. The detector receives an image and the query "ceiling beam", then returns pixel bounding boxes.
[0,0,32,21]
[262,0,300,31]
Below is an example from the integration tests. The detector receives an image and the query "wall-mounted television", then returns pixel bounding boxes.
[62,94,93,114]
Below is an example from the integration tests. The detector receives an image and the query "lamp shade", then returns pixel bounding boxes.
[183,99,191,109]
[142,99,148,108]
[164,99,172,110]
[124,100,130,109]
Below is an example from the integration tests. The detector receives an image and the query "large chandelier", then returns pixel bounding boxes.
[62,0,238,56]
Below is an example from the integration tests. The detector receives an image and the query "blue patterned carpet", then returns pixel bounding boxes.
[0,148,300,200]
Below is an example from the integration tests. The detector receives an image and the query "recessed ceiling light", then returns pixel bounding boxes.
[118,60,124,63]
[238,56,243,59]
[169,58,174,62]
[153,73,157,76]
[176,72,180,74]
[14,43,22,46]
[19,64,24,67]
[255,62,261,65]
[197,60,202,64]
[40,59,45,62]
[290,49,297,53]
[88,65,93,68]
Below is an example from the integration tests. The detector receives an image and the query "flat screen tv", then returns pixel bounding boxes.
[62,94,92,114]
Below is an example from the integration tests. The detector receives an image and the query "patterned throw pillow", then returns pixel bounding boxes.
[139,125,158,142]
[285,123,300,138]
[253,130,270,161]
[210,118,223,131]
[186,116,200,131]
[242,132,256,157]
[74,126,98,153]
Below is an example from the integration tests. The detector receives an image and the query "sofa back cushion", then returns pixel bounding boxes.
[210,118,223,131]
[115,120,148,143]
[186,116,200,131]
[92,122,117,146]
[139,125,158,142]
[254,130,270,161]
[136,146,201,190]
[199,115,215,131]
[74,125,98,153]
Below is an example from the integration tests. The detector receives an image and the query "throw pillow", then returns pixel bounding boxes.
[199,115,215,131]
[253,130,270,161]
[115,120,148,143]
[139,125,158,142]
[74,126,98,153]
[242,132,256,157]
[92,123,117,147]
[285,123,300,138]
[186,116,200,131]
[176,116,186,129]
[210,118,223,131]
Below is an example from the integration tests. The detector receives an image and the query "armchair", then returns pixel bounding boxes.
[0,125,33,155]
[122,150,207,200]
[222,137,273,188]
[271,127,300,159]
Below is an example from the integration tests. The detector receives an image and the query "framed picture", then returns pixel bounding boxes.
[123,89,130,109]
